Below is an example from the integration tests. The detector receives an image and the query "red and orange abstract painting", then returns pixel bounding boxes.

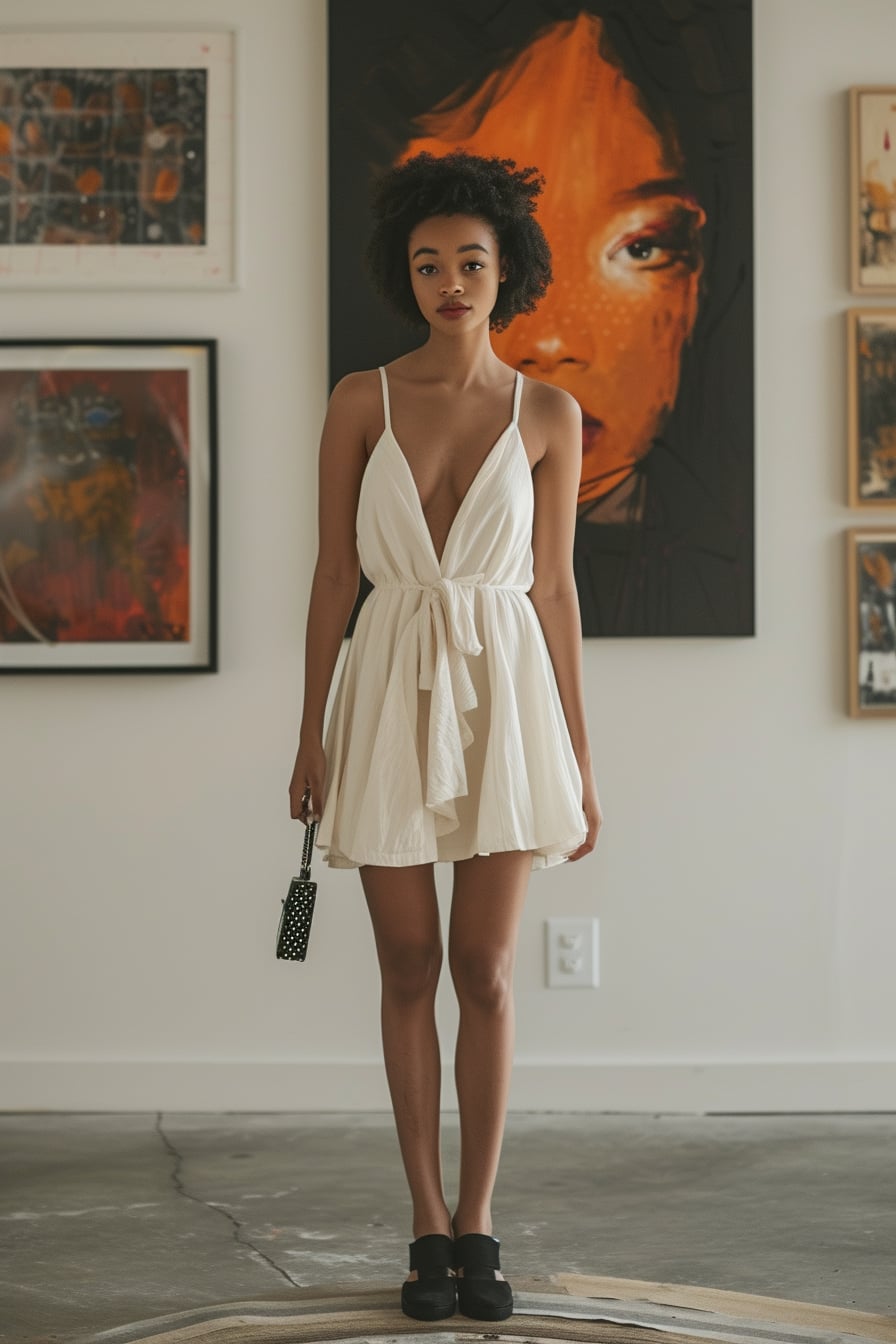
[0,341,216,671]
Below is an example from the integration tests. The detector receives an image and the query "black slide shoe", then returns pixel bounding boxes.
[453,1232,513,1321]
[400,1232,457,1321]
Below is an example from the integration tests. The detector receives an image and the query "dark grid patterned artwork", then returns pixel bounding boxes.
[0,67,207,247]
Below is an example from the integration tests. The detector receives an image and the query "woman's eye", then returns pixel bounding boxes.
[417,264,437,276]
[612,236,679,270]
[463,260,484,271]
[626,240,661,263]
[608,209,704,274]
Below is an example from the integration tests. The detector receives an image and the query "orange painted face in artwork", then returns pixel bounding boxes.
[399,13,706,506]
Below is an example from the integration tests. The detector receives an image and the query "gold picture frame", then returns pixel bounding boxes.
[847,309,896,506]
[850,86,896,294]
[846,527,896,716]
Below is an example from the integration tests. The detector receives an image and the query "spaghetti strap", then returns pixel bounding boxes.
[378,365,392,432]
[511,369,523,425]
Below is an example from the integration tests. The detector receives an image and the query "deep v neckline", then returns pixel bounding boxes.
[379,367,523,568]
[389,420,516,567]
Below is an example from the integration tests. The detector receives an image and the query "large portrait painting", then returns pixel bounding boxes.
[329,0,754,638]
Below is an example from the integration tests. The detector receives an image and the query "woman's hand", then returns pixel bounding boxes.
[566,766,602,862]
[289,737,327,823]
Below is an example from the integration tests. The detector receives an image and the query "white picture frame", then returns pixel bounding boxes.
[0,28,235,288]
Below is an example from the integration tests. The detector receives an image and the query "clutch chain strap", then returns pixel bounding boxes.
[300,818,317,878]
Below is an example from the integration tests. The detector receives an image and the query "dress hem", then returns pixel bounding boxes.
[315,830,587,872]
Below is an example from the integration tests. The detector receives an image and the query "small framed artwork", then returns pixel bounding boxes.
[847,309,896,506]
[0,29,235,288]
[850,86,896,294]
[0,339,217,673]
[847,528,896,717]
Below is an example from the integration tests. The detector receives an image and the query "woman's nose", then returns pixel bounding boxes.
[439,276,464,294]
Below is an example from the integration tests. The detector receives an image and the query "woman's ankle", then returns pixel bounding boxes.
[412,1205,453,1240]
[450,1210,494,1238]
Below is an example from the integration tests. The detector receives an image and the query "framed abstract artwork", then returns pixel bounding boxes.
[850,86,896,295]
[0,339,217,672]
[329,0,754,638]
[847,309,896,506]
[0,29,235,288]
[847,528,896,717]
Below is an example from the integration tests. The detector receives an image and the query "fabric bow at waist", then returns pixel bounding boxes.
[417,574,484,697]
[377,575,524,833]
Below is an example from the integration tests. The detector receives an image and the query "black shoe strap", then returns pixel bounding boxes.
[453,1232,501,1273]
[408,1232,454,1277]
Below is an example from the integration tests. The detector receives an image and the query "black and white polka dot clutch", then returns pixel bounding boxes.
[276,820,318,962]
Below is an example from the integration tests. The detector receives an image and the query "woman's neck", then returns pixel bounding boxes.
[406,324,507,388]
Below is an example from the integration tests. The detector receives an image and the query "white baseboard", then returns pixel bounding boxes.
[1,1059,895,1112]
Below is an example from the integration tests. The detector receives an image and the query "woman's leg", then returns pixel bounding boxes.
[447,850,532,1249]
[361,862,452,1277]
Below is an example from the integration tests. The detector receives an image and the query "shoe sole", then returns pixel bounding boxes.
[401,1304,457,1321]
[401,1290,457,1321]
[458,1303,513,1321]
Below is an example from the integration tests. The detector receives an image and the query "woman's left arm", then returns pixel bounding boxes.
[527,385,602,860]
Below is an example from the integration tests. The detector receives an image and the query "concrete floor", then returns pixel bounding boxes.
[0,1112,894,1341]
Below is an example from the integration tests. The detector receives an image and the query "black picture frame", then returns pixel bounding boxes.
[0,338,217,673]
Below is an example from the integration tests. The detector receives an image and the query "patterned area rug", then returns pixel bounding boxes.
[68,1274,895,1344]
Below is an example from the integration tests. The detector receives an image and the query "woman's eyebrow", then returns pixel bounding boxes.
[610,178,690,204]
[410,242,490,259]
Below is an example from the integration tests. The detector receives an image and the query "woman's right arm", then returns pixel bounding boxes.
[288,373,373,822]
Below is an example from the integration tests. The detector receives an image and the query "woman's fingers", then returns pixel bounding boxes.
[301,784,316,824]
[567,836,595,862]
[566,793,602,861]
[295,779,323,824]
[288,745,326,822]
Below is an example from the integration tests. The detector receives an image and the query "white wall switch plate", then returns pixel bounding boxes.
[545,917,599,989]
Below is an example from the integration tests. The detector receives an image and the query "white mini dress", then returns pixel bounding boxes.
[315,366,587,870]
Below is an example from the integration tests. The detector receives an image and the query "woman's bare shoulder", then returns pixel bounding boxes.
[329,367,383,413]
[519,376,582,455]
[523,376,581,422]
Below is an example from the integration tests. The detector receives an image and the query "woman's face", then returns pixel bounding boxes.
[407,213,503,332]
[400,13,705,506]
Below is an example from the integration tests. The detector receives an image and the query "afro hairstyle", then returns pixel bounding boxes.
[365,151,552,331]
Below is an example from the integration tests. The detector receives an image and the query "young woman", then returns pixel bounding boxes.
[288,151,602,1323]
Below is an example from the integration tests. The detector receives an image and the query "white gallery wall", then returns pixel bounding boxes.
[1,0,894,1113]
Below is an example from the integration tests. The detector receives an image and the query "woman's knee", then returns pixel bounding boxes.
[361,863,441,1000]
[379,937,443,1001]
[448,945,514,1012]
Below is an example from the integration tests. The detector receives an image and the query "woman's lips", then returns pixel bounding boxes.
[437,304,471,319]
